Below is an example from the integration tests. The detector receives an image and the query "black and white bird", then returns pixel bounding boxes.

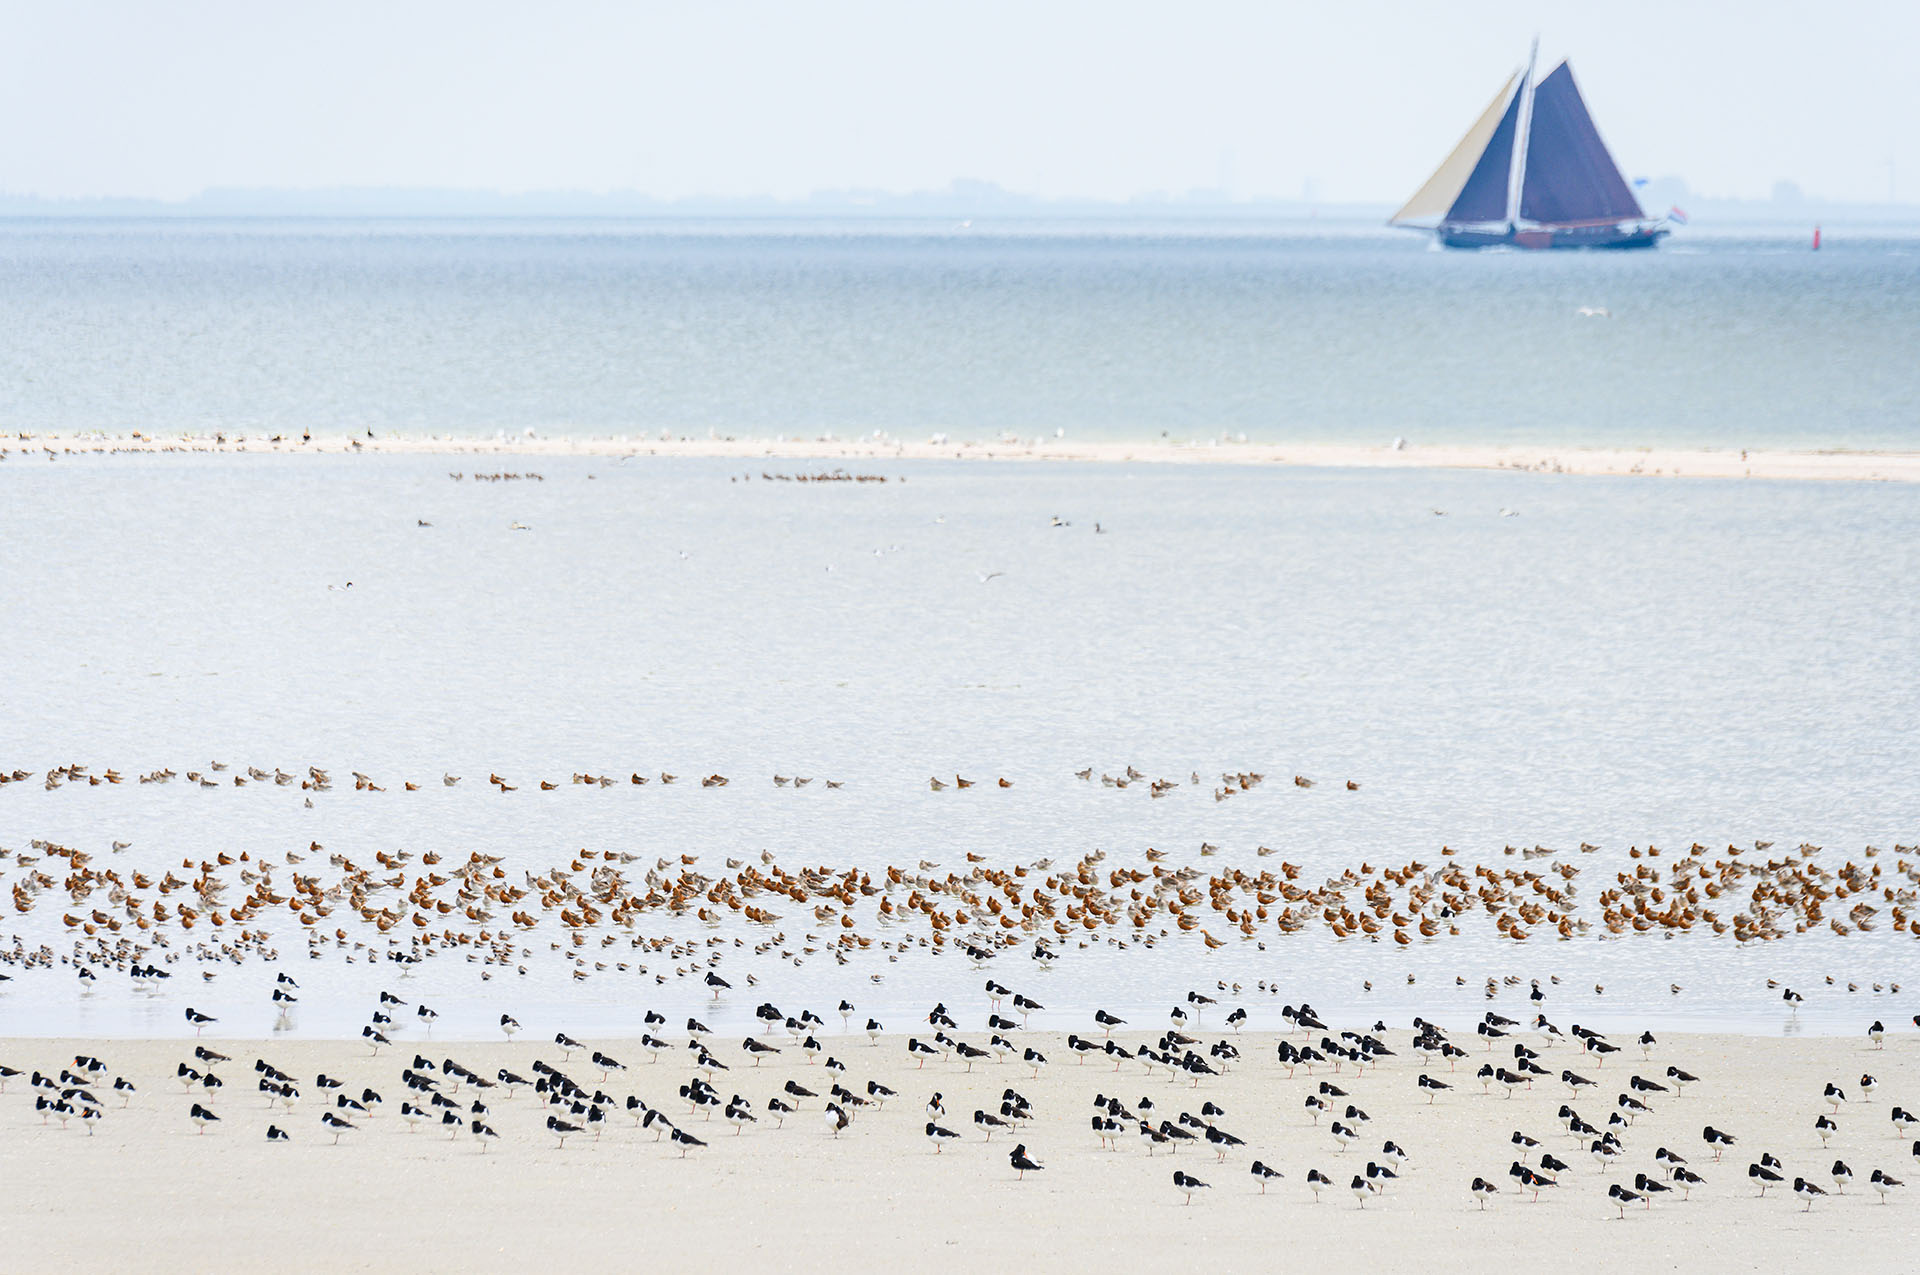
[1351,1175,1379,1208]
[1471,1176,1500,1209]
[185,1008,216,1035]
[1608,1183,1642,1217]
[1749,1162,1784,1196]
[1870,1168,1905,1202]
[1009,1143,1044,1179]
[1204,1123,1245,1161]
[926,1121,960,1152]
[1794,1177,1828,1211]
[974,1108,1012,1140]
[1510,1162,1555,1201]
[1831,1160,1854,1193]
[1702,1125,1737,1161]
[1250,1161,1283,1193]
[1815,1114,1838,1145]
[1174,1170,1210,1204]
[321,1111,355,1144]
[188,1102,219,1133]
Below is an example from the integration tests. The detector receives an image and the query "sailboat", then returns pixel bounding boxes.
[1390,44,1667,250]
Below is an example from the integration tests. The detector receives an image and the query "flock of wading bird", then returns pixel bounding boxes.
[2,760,1917,972]
[4,984,1916,1219]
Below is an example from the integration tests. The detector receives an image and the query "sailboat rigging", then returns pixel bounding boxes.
[1390,47,1667,250]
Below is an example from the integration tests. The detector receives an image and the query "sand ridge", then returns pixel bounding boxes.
[8,430,1920,483]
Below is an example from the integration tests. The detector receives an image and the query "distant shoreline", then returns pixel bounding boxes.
[8,431,1920,483]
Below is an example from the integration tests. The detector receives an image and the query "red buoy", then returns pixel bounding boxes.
[1813,224,1822,251]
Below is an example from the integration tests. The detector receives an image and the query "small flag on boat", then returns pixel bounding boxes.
[1667,206,1689,225]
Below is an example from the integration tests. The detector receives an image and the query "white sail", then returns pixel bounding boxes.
[1388,73,1519,227]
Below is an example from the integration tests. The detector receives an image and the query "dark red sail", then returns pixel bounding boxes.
[1519,62,1646,226]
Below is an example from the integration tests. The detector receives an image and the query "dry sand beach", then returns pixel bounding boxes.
[1,1028,1913,1273]
[8,430,1920,483]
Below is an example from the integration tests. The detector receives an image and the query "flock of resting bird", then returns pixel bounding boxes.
[5,982,1914,1218]
[6,763,1918,987]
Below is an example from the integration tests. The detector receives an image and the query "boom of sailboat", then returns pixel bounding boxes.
[1391,44,1667,250]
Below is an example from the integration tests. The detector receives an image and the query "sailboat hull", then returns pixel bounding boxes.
[1438,223,1668,251]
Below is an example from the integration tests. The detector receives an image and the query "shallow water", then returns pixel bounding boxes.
[2,219,1917,448]
[0,455,1914,1039]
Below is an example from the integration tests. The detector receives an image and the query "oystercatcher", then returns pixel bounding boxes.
[1009,1143,1044,1179]
[1174,1170,1210,1204]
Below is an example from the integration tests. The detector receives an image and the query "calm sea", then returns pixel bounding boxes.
[1,218,1917,448]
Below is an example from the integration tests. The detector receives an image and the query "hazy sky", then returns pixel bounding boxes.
[3,1,1914,204]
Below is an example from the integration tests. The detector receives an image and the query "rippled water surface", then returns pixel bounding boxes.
[1,455,1915,1038]
[2,219,1918,447]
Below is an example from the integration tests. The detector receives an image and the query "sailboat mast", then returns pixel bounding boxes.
[1504,37,1539,228]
